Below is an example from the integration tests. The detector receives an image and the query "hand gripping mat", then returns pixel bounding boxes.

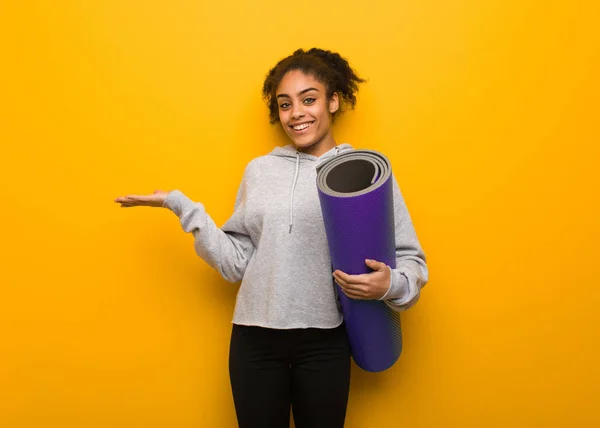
[316,150,402,372]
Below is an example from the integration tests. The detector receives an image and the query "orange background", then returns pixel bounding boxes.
[1,1,599,427]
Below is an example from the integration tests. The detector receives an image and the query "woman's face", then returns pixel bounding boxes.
[276,70,339,153]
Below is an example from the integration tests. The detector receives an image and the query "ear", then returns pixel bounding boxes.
[329,92,339,114]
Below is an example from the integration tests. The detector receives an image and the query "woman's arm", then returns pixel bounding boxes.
[379,174,429,311]
[163,167,255,283]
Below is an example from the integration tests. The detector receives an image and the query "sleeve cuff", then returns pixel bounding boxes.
[379,267,410,301]
[162,190,197,217]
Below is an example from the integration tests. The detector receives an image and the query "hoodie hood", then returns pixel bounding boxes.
[269,143,354,163]
[268,143,354,233]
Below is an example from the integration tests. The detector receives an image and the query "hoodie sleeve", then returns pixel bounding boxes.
[378,174,429,311]
[162,166,255,283]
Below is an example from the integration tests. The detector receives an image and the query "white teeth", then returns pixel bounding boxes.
[293,122,313,131]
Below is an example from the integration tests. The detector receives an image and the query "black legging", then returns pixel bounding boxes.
[229,322,351,428]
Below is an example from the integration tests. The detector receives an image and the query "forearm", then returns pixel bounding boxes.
[163,190,253,282]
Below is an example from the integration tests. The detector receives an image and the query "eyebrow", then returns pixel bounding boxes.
[276,87,319,99]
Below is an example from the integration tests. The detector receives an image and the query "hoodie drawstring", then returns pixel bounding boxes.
[288,145,341,234]
[289,151,300,233]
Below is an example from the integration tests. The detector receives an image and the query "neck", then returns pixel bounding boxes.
[296,131,337,157]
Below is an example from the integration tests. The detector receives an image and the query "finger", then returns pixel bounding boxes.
[365,259,387,271]
[334,269,368,285]
[121,203,150,208]
[118,199,143,207]
[339,287,366,300]
[125,195,159,206]
[115,197,133,203]
[337,274,371,296]
[342,285,374,300]
[333,273,355,290]
[124,195,152,203]
[335,276,367,297]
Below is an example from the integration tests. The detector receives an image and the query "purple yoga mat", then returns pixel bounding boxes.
[316,150,402,372]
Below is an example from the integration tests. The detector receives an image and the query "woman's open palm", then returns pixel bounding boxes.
[114,190,170,208]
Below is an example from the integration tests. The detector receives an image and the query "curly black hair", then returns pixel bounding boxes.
[262,48,366,124]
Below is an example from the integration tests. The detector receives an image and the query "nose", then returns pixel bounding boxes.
[291,104,305,120]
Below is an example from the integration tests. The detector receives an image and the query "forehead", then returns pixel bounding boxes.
[276,70,324,95]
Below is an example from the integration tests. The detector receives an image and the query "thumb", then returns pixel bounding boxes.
[365,259,387,271]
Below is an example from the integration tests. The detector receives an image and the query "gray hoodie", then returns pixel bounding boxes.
[162,143,428,329]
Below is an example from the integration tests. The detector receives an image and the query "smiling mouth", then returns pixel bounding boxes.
[291,121,315,132]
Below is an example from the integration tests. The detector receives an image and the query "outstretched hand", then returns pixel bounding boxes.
[333,259,391,300]
[114,190,171,208]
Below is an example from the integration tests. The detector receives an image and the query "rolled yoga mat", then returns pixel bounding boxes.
[316,149,402,372]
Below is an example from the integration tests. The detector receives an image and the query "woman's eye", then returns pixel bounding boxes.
[303,98,315,104]
[280,102,290,109]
